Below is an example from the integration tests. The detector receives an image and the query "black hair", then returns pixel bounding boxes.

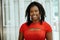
[25,1,46,26]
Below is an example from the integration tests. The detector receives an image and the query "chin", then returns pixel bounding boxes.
[33,19,38,21]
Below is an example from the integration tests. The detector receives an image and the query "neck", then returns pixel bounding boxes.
[32,20,40,23]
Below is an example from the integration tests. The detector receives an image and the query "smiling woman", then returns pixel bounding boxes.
[19,1,52,40]
[1,0,60,40]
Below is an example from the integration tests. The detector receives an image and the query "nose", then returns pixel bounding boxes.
[33,12,36,15]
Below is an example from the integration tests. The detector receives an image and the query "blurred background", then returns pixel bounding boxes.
[0,0,60,40]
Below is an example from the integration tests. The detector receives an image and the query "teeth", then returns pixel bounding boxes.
[33,15,37,17]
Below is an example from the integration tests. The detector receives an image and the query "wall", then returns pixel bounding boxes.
[2,0,60,40]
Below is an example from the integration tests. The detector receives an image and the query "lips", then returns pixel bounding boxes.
[32,15,37,18]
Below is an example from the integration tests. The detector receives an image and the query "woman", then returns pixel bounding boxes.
[18,1,52,40]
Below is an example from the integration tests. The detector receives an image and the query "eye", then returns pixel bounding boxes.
[30,11,33,13]
[35,10,38,12]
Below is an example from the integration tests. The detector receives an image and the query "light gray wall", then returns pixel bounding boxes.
[59,0,60,39]
[0,0,2,40]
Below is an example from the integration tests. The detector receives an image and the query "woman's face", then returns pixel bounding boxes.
[30,6,40,21]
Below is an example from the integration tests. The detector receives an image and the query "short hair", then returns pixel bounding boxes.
[25,1,46,26]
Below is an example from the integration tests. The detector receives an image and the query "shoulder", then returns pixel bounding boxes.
[20,22,27,27]
[19,22,27,33]
[43,21,52,32]
[43,21,51,26]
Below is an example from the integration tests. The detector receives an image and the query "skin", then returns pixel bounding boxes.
[30,6,40,23]
[46,32,53,40]
[18,32,24,40]
[18,6,52,40]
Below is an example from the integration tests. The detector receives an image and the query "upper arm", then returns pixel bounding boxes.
[45,22,53,40]
[46,32,53,40]
[18,23,26,40]
[18,32,24,40]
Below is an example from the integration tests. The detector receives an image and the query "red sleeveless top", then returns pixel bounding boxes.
[19,21,52,40]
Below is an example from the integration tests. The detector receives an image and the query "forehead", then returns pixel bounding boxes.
[30,6,39,10]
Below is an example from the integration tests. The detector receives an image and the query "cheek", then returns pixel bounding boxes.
[30,13,33,17]
[30,13,32,16]
[37,12,40,17]
[36,13,40,17]
[36,12,40,17]
[37,14,40,18]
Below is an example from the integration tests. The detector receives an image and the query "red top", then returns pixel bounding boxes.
[19,21,52,40]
